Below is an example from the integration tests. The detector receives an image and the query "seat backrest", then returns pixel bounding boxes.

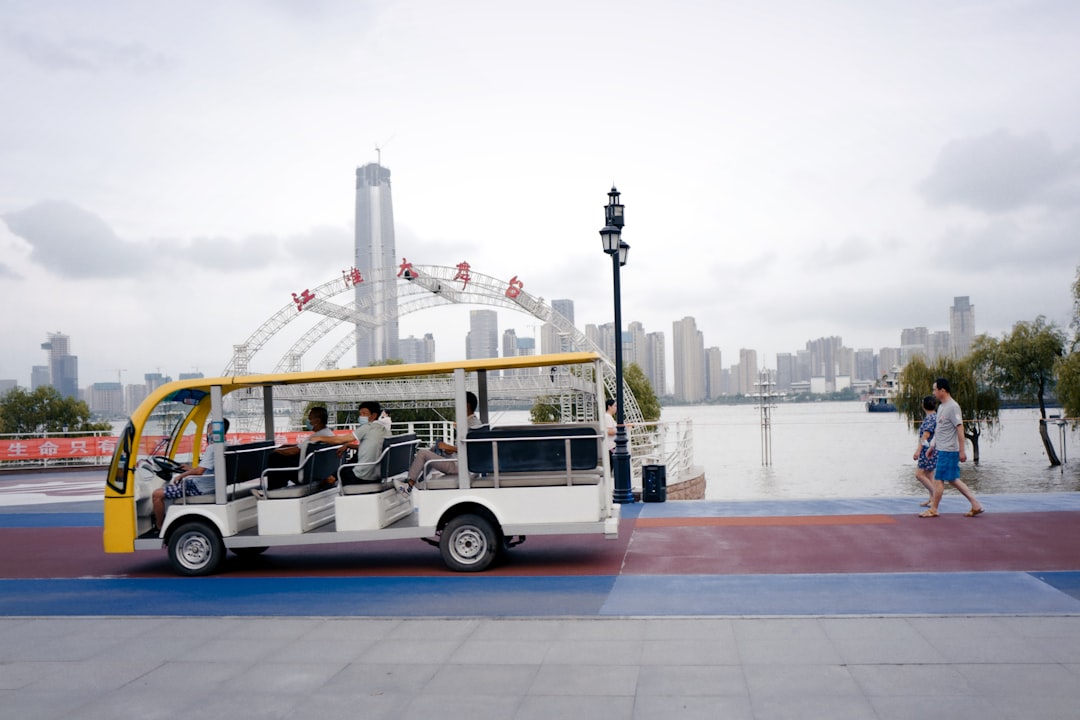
[380,433,418,480]
[467,424,599,474]
[302,443,341,485]
[223,440,276,485]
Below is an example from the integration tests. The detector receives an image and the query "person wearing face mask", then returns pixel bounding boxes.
[265,406,335,489]
[314,401,389,483]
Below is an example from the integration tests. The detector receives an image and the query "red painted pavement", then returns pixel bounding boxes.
[4,512,1080,579]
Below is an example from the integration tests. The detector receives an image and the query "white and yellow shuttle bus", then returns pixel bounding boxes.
[103,352,619,576]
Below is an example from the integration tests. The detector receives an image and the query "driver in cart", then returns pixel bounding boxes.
[151,418,229,530]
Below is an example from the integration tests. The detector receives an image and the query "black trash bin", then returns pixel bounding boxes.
[642,464,667,502]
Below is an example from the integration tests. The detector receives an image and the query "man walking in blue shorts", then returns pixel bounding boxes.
[922,378,984,518]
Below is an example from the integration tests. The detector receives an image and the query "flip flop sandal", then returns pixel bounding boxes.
[965,508,984,517]
[918,509,939,518]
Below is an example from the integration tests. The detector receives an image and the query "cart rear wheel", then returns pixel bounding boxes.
[440,514,498,572]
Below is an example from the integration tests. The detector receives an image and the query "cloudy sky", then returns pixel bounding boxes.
[2,0,1079,392]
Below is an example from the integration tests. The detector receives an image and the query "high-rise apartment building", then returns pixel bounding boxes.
[31,366,50,390]
[854,349,876,382]
[950,296,975,358]
[645,331,666,396]
[627,321,648,371]
[41,332,78,399]
[805,336,842,387]
[399,334,435,364]
[126,384,149,415]
[89,382,124,416]
[466,310,498,360]
[878,347,902,377]
[705,347,722,399]
[551,299,574,325]
[541,299,576,354]
[928,331,951,362]
[775,352,795,392]
[502,329,519,359]
[738,348,758,395]
[837,347,855,380]
[144,372,171,393]
[672,317,705,403]
[354,163,399,366]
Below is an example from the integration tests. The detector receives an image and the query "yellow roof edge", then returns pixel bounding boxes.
[127,352,601,423]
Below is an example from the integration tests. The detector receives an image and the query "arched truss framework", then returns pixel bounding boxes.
[225,264,643,427]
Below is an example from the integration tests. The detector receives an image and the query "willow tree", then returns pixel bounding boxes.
[971,316,1065,466]
[896,355,999,462]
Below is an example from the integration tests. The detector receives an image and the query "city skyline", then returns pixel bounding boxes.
[2,3,1078,390]
[6,295,983,411]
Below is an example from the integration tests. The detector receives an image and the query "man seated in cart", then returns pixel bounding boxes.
[151,418,229,530]
[264,406,335,489]
[407,391,482,486]
[314,401,390,483]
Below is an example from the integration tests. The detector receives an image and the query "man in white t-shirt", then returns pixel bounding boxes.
[152,418,229,529]
[921,378,984,518]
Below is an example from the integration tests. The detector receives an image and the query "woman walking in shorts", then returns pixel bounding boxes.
[913,395,937,508]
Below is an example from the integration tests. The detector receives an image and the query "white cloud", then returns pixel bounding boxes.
[1,0,1079,388]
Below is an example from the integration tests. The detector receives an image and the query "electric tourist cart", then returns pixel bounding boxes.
[102,352,619,576]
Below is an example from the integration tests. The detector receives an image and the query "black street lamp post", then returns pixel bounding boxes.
[600,186,635,504]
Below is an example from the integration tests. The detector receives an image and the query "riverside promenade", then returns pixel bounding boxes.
[3,470,1080,719]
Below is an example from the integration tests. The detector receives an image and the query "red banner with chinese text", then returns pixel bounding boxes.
[0,432,352,461]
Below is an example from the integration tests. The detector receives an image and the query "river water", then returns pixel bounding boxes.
[662,402,1080,501]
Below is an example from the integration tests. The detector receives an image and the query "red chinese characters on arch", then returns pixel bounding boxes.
[291,289,316,312]
[505,275,523,299]
[397,258,418,279]
[341,267,363,287]
[454,261,472,290]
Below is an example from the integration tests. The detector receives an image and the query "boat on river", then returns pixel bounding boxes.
[865,374,898,412]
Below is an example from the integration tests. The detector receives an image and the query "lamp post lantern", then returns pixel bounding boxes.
[601,186,634,504]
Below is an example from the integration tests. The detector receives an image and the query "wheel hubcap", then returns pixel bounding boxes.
[452,527,484,563]
[180,534,211,568]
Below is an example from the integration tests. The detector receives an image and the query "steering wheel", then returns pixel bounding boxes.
[151,456,186,474]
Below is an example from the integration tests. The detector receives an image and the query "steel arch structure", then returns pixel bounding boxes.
[224,264,643,428]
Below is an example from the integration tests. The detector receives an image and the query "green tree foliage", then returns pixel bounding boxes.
[624,363,661,421]
[971,316,1065,465]
[529,398,561,423]
[1055,265,1080,420]
[897,355,999,462]
[0,386,111,435]
[1057,353,1080,420]
[529,362,662,423]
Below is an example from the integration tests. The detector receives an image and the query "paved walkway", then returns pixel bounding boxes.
[2,474,1080,718]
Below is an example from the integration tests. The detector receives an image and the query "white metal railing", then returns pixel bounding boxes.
[626,419,696,489]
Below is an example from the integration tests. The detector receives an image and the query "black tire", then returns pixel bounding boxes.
[439,513,499,572]
[231,546,269,558]
[167,520,225,576]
